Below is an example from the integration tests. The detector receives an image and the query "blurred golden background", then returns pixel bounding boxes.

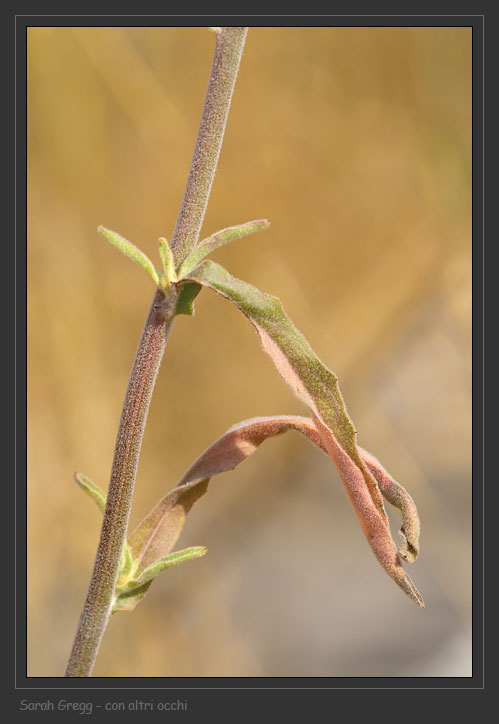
[27,27,472,677]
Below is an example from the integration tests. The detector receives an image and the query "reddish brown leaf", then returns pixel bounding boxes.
[128,414,423,607]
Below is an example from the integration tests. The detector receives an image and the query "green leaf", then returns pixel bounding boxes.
[128,414,422,607]
[183,261,423,607]
[98,225,160,286]
[177,219,270,279]
[112,548,206,614]
[112,581,152,614]
[74,472,106,514]
[175,281,202,316]
[185,261,385,511]
[121,547,207,591]
[118,542,135,585]
[158,237,177,291]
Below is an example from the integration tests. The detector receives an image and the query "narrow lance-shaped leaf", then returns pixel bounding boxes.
[119,547,207,591]
[128,415,422,606]
[98,225,160,286]
[74,472,106,514]
[177,219,270,279]
[112,547,207,614]
[181,261,423,606]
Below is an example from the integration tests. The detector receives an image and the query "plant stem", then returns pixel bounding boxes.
[65,288,177,677]
[65,26,248,677]
[170,27,248,266]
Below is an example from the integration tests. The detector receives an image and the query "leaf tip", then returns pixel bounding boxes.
[397,569,425,608]
[96,224,111,239]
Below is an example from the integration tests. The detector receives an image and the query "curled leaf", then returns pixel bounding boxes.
[314,417,423,607]
[182,261,423,606]
[177,219,270,279]
[360,448,420,563]
[98,225,160,286]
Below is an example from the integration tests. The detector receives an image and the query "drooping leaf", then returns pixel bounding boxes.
[74,472,106,514]
[185,261,386,516]
[182,261,423,606]
[177,219,270,279]
[127,416,323,574]
[127,414,422,605]
[313,417,423,606]
[98,225,160,286]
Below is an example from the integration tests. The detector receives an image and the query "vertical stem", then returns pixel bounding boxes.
[170,27,248,266]
[65,287,178,677]
[65,26,249,677]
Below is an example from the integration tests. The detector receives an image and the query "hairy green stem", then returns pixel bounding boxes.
[65,26,248,677]
[170,27,248,266]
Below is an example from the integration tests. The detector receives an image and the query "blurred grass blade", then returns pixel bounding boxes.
[182,261,424,607]
[98,225,160,286]
[74,472,106,514]
[177,219,270,279]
